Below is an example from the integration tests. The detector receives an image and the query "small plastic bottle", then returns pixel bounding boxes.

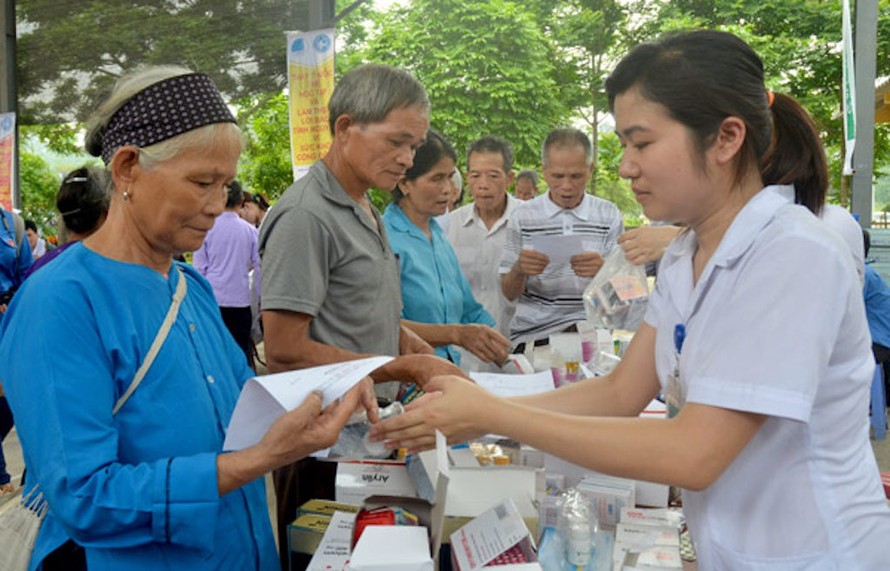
[566,518,592,566]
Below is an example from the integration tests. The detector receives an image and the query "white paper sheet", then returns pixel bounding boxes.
[641,399,667,417]
[469,370,555,397]
[528,234,589,265]
[223,356,393,451]
[307,510,357,571]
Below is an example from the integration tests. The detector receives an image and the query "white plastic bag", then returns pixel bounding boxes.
[582,247,650,331]
[0,486,47,571]
[329,401,405,459]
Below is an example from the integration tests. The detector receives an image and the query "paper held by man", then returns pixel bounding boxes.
[223,356,394,451]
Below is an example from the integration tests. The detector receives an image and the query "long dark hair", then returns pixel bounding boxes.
[605,30,826,214]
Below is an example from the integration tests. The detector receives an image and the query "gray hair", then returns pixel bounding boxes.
[84,65,243,169]
[516,169,539,187]
[541,127,594,167]
[328,64,430,135]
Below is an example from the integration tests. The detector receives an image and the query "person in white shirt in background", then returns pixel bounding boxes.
[447,169,463,211]
[24,219,46,259]
[514,169,539,200]
[819,204,865,283]
[443,135,520,371]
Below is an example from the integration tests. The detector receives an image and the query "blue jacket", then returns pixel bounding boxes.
[0,244,276,570]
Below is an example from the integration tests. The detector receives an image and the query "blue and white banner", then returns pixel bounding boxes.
[287,29,335,181]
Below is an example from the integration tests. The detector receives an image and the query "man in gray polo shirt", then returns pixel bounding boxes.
[259,64,464,568]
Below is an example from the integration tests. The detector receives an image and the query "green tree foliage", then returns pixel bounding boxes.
[595,132,641,226]
[363,0,569,168]
[15,0,888,220]
[875,174,890,211]
[638,0,890,203]
[238,92,293,200]
[16,127,101,235]
[21,124,80,156]
[524,1,627,187]
[19,148,60,234]
[15,0,324,123]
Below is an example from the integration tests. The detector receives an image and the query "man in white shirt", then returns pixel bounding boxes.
[444,136,520,353]
[500,127,623,347]
[24,220,46,259]
[514,169,539,200]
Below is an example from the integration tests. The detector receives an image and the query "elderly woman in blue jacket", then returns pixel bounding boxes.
[0,66,365,571]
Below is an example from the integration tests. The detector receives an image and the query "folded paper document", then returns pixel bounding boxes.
[223,356,393,451]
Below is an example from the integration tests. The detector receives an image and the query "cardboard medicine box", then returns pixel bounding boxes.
[449,498,540,571]
[349,431,451,569]
[288,499,361,556]
[288,513,333,555]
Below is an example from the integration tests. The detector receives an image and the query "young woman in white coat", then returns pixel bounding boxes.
[372,30,890,570]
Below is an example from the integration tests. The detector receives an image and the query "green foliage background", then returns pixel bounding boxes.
[11,0,890,232]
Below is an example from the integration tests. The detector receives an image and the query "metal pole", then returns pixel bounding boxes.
[0,0,13,114]
[309,0,363,30]
[308,0,335,30]
[850,0,879,227]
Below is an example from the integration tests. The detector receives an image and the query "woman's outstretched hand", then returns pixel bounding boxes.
[369,375,494,453]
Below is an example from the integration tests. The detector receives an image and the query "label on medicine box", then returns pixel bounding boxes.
[335,460,417,505]
[288,514,331,555]
[298,499,360,518]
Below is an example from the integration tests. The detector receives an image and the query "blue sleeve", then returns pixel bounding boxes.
[0,210,32,289]
[0,281,222,553]
[15,234,33,285]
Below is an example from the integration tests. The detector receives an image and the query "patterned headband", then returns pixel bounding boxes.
[100,73,236,164]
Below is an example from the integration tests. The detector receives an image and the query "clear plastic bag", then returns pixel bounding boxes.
[538,487,600,570]
[583,247,650,331]
[557,488,598,568]
[329,401,404,459]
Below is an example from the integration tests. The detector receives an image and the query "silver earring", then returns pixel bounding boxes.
[122,191,130,201]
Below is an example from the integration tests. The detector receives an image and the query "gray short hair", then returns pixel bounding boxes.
[328,64,430,135]
[516,169,539,187]
[137,123,243,168]
[541,127,593,167]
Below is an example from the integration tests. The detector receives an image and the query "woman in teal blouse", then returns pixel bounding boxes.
[383,130,509,368]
